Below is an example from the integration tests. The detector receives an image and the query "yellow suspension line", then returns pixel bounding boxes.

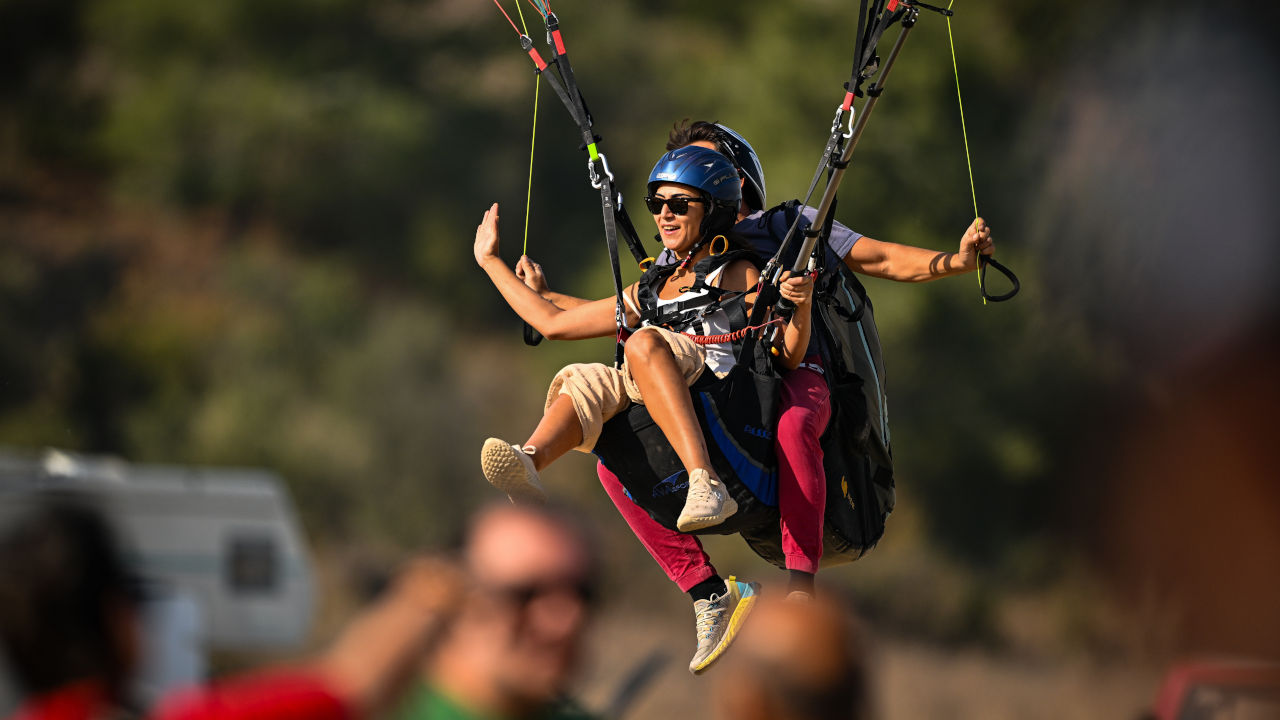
[524,79,539,256]
[513,0,539,257]
[946,0,985,304]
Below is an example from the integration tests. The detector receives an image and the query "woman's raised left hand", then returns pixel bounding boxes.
[473,203,503,268]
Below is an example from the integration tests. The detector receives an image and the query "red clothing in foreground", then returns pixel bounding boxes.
[8,672,349,720]
[597,360,831,585]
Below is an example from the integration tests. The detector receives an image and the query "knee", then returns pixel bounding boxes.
[624,329,671,365]
[777,405,820,444]
[551,363,586,392]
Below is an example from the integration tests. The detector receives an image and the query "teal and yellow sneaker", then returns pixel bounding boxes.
[688,575,760,675]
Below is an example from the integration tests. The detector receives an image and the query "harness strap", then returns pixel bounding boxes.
[635,249,775,354]
[643,291,745,331]
[636,249,754,312]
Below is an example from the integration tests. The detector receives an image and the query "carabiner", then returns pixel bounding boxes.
[599,153,615,183]
[828,105,845,135]
[587,158,600,188]
[828,104,856,140]
[588,152,616,189]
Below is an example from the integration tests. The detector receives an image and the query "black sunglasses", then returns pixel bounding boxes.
[644,196,708,215]
[492,579,597,608]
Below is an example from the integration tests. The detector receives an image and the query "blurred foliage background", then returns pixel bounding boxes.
[2,0,1277,665]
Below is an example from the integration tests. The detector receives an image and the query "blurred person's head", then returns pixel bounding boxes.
[430,505,596,719]
[0,496,141,701]
[713,597,867,720]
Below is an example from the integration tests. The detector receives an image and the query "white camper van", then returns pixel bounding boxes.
[0,449,315,711]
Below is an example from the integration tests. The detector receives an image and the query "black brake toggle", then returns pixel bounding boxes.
[978,255,1020,302]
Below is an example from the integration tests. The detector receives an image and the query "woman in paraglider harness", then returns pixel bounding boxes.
[473,145,814,666]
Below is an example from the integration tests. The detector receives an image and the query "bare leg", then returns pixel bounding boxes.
[525,395,584,472]
[624,331,715,476]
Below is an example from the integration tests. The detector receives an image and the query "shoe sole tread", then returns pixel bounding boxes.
[480,439,547,507]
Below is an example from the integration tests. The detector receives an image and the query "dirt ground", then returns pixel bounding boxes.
[573,610,1163,720]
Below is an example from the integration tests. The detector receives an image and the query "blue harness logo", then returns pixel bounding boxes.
[743,424,773,440]
[652,470,690,498]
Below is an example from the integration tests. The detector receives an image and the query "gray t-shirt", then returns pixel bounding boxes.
[654,205,862,268]
[652,205,863,358]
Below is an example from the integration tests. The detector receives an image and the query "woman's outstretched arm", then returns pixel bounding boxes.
[474,203,628,341]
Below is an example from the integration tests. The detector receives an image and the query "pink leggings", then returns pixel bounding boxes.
[596,362,831,589]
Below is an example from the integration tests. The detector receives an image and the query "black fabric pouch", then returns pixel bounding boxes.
[594,361,782,536]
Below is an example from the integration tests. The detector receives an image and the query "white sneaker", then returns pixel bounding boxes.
[480,439,547,507]
[688,576,760,675]
[676,469,738,532]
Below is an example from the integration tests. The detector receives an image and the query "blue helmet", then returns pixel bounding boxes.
[647,146,742,208]
[714,124,767,212]
[647,146,742,236]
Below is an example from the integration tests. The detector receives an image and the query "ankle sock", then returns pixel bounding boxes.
[689,575,726,603]
[787,569,815,595]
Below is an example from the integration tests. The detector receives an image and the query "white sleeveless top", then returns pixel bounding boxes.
[625,265,736,377]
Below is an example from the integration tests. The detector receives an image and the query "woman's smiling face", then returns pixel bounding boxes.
[651,182,706,255]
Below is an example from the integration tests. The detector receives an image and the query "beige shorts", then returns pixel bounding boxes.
[546,326,708,453]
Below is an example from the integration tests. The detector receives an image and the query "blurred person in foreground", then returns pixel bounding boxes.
[397,505,596,720]
[714,597,868,720]
[0,496,466,720]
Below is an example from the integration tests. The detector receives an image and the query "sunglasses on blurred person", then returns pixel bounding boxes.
[484,579,596,609]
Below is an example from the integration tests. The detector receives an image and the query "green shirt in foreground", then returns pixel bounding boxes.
[394,684,598,720]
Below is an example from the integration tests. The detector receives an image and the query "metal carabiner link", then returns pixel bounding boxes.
[588,152,616,189]
[828,105,846,135]
[827,104,857,140]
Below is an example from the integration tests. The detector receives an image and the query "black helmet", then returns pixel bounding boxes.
[714,124,767,212]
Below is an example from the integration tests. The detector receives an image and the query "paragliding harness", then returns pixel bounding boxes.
[593,249,788,537]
